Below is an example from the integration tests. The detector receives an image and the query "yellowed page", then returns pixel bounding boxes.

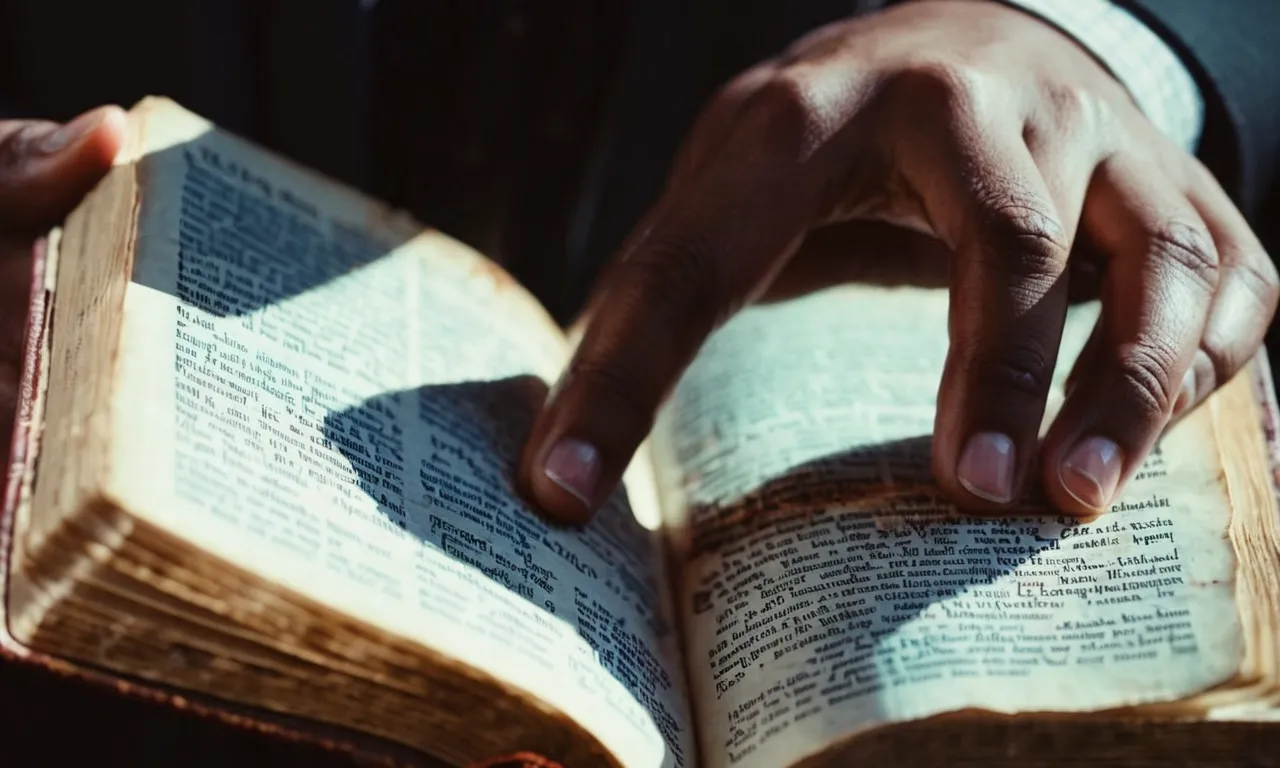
[653,286,1242,768]
[105,99,691,768]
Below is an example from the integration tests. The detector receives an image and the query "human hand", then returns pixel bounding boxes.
[0,106,125,463]
[518,0,1278,523]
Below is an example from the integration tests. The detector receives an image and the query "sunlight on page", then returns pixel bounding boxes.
[655,286,1242,768]
[104,104,690,768]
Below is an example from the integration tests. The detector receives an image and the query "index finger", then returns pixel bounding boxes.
[518,77,839,523]
[905,120,1088,511]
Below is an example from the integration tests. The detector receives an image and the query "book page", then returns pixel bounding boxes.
[103,100,690,768]
[653,286,1243,768]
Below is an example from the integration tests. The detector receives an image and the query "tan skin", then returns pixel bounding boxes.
[2,4,1275,528]
[517,1,1279,524]
[0,106,125,464]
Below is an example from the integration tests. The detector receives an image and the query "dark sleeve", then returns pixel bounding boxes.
[560,0,884,320]
[1118,0,1280,233]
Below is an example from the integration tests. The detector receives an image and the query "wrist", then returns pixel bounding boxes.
[887,0,1204,154]
[982,0,1204,152]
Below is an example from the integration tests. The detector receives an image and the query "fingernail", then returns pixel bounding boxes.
[1059,436,1124,510]
[957,432,1015,503]
[1173,368,1196,416]
[39,109,106,154]
[543,438,600,506]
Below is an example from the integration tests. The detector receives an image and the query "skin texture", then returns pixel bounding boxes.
[518,0,1280,524]
[0,106,125,466]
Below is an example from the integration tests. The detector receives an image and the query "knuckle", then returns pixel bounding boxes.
[888,60,982,101]
[1235,251,1280,313]
[974,197,1070,283]
[1043,83,1087,123]
[970,341,1056,401]
[1147,221,1220,292]
[1201,253,1278,382]
[1040,83,1109,136]
[744,69,835,153]
[759,70,817,112]
[884,60,985,116]
[1114,344,1179,419]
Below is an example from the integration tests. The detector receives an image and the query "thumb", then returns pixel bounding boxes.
[0,105,127,236]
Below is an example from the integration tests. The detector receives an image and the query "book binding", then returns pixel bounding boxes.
[0,240,471,767]
[1,237,1274,767]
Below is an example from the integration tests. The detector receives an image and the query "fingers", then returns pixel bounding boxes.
[670,64,777,184]
[0,106,126,235]
[563,65,781,341]
[918,123,1079,511]
[1042,155,1220,515]
[519,81,833,523]
[1022,94,1107,237]
[1179,164,1280,412]
[520,195,807,524]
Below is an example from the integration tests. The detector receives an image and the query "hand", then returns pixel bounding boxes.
[517,0,1279,523]
[0,107,125,464]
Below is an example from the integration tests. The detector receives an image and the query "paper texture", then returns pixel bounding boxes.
[655,286,1242,768]
[105,102,692,768]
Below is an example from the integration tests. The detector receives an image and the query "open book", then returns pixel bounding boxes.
[2,98,1278,767]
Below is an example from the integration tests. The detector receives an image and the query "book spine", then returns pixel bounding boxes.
[0,235,52,657]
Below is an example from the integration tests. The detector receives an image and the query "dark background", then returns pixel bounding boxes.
[1,1,1277,765]
[1,0,1275,321]
[0,0,854,325]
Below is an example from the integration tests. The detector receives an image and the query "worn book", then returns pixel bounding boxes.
[1,98,1277,768]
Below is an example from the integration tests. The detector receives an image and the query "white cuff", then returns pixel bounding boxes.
[996,0,1204,153]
